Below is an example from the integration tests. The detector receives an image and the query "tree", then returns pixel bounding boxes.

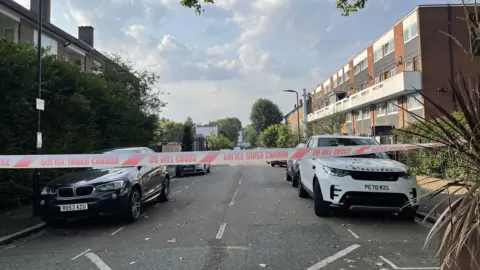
[206,132,235,150]
[178,0,366,16]
[208,117,242,143]
[156,120,184,143]
[309,112,346,135]
[243,124,259,147]
[182,117,195,151]
[259,124,297,148]
[250,98,284,135]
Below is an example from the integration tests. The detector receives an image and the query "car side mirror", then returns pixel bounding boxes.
[387,152,394,159]
[137,166,143,171]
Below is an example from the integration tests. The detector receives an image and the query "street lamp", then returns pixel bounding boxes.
[283,89,301,142]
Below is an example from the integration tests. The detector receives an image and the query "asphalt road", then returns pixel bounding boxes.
[0,165,440,270]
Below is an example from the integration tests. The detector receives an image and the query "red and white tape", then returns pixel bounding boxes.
[0,142,447,169]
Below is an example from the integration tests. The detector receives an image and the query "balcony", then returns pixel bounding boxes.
[308,71,422,122]
[0,6,20,43]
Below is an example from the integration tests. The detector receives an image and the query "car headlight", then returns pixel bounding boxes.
[41,187,56,195]
[400,170,414,180]
[96,180,125,191]
[322,166,349,177]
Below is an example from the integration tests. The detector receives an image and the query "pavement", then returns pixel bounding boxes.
[0,165,441,270]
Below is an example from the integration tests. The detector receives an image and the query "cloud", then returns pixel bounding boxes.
[13,0,462,125]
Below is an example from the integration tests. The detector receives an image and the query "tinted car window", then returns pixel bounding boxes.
[317,137,389,159]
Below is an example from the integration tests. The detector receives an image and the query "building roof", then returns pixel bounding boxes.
[2,0,105,59]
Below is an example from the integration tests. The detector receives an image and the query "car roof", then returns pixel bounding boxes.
[309,135,375,140]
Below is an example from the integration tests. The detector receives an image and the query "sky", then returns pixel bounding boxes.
[14,0,461,126]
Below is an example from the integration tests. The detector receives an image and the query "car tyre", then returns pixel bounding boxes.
[286,169,292,182]
[292,172,299,188]
[313,179,331,217]
[271,163,275,167]
[158,177,171,203]
[124,187,142,223]
[398,206,418,220]
[297,175,309,198]
[207,166,211,173]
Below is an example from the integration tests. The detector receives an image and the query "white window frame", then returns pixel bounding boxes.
[346,112,352,123]
[362,108,371,119]
[374,76,380,84]
[34,30,58,55]
[357,110,363,120]
[390,68,397,76]
[360,59,368,71]
[376,103,386,116]
[404,60,414,71]
[404,22,418,44]
[383,40,395,56]
[374,49,383,62]
[345,70,350,81]
[354,64,361,75]
[333,79,338,88]
[387,100,398,114]
[338,75,343,85]
[407,94,422,110]
[1,26,18,43]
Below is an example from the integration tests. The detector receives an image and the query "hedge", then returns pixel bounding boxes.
[0,40,163,208]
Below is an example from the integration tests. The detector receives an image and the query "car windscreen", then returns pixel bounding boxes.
[317,138,389,159]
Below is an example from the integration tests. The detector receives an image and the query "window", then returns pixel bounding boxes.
[360,59,368,71]
[387,100,398,114]
[413,56,420,71]
[338,75,343,85]
[354,64,361,75]
[383,40,395,56]
[376,103,386,116]
[404,22,418,43]
[380,74,385,81]
[33,30,58,55]
[390,68,397,76]
[1,27,15,43]
[346,112,352,122]
[407,94,422,110]
[362,108,370,119]
[374,49,383,62]
[357,109,363,120]
[345,70,350,81]
[333,79,338,88]
[325,84,330,93]
[374,76,380,84]
[404,60,414,71]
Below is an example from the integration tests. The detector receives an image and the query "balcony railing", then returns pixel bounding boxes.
[307,71,422,122]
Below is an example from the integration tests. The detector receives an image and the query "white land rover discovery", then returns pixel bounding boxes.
[297,135,420,219]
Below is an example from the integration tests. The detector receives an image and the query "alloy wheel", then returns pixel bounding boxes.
[131,191,141,219]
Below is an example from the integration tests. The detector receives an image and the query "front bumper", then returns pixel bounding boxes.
[39,188,130,220]
[319,175,420,210]
[182,164,205,174]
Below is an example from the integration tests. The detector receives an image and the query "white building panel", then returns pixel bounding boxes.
[403,10,418,30]
[353,49,368,66]
[373,29,394,51]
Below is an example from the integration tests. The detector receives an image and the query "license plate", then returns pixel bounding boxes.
[59,203,88,212]
[364,184,390,191]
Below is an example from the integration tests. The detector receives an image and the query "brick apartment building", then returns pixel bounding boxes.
[0,0,114,73]
[284,96,313,138]
[307,4,480,136]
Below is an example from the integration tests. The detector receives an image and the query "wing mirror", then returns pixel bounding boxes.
[137,166,143,171]
[387,152,394,159]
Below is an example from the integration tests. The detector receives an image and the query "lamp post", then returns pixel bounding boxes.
[32,0,44,217]
[283,89,301,142]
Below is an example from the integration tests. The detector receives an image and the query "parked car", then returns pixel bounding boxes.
[297,135,420,219]
[286,143,306,185]
[176,164,211,176]
[270,160,287,167]
[39,147,172,226]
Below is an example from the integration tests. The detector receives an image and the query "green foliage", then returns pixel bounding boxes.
[243,124,259,147]
[156,120,185,143]
[182,117,195,151]
[180,0,215,14]
[335,0,367,16]
[259,124,297,148]
[0,40,163,208]
[206,132,235,150]
[250,98,283,135]
[208,117,242,143]
[310,112,346,135]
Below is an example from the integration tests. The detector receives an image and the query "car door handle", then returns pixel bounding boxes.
[312,165,316,169]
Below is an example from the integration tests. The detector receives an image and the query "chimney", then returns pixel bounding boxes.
[78,26,95,47]
[30,0,51,23]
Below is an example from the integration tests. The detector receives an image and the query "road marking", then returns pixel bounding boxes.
[139,213,146,219]
[239,179,242,184]
[225,246,250,250]
[347,228,359,239]
[71,248,91,260]
[306,244,361,270]
[85,252,113,270]
[216,222,227,239]
[229,188,238,206]
[110,227,124,236]
[379,256,440,269]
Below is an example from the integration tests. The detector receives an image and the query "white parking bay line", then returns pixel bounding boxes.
[85,252,113,270]
[306,244,361,270]
[347,228,359,239]
[71,248,91,260]
[216,222,227,239]
[110,227,124,236]
[379,256,440,270]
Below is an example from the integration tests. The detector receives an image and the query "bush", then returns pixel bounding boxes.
[0,40,163,208]
[259,124,298,148]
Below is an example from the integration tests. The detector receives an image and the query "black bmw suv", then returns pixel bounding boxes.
[39,147,172,225]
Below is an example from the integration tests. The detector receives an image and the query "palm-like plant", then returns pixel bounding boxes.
[397,74,480,269]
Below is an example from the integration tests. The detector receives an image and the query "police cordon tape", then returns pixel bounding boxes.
[0,142,448,169]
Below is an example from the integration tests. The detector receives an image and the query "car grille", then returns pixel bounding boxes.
[349,171,403,181]
[340,192,408,207]
[57,186,95,198]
